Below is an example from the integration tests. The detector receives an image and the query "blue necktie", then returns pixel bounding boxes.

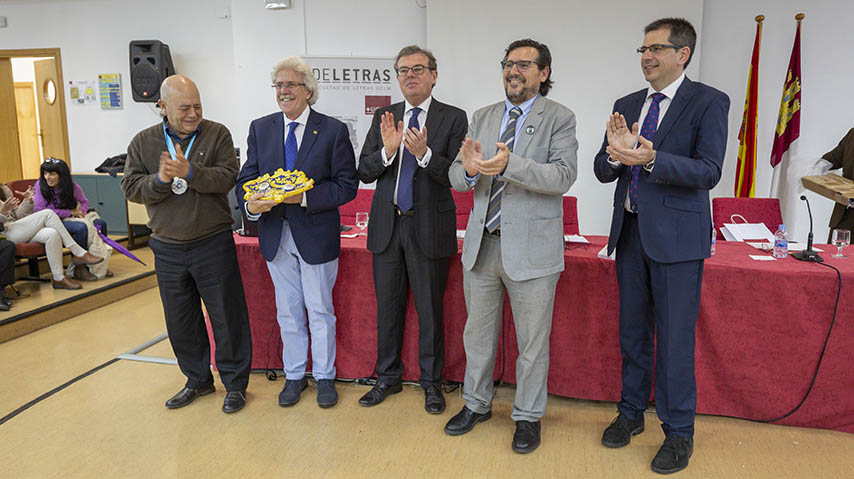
[485,106,522,233]
[629,92,665,213]
[285,121,299,171]
[396,107,421,213]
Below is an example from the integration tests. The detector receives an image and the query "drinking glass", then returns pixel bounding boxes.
[355,212,369,236]
[831,229,850,258]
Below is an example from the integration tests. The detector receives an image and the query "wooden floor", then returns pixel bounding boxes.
[1,286,852,477]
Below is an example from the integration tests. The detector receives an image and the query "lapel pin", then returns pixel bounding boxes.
[525,125,536,135]
[313,130,318,135]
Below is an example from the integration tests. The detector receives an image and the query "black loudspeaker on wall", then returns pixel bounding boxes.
[129,40,176,102]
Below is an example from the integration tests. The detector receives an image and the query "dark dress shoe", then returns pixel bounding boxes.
[602,412,645,448]
[424,385,445,414]
[651,434,693,474]
[73,266,98,282]
[72,252,104,265]
[52,277,82,290]
[0,301,9,312]
[278,377,308,407]
[444,406,491,436]
[316,379,338,408]
[165,384,215,409]
[222,390,246,413]
[512,420,541,454]
[358,381,402,407]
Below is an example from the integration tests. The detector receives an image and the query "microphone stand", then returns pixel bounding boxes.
[792,195,824,262]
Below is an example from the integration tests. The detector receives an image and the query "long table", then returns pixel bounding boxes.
[223,233,854,434]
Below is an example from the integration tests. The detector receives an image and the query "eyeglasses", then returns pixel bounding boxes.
[44,157,63,163]
[500,60,541,72]
[395,65,430,77]
[271,82,306,91]
[636,44,682,55]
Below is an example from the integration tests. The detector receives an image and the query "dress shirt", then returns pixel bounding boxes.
[610,73,685,211]
[464,94,538,186]
[380,97,433,207]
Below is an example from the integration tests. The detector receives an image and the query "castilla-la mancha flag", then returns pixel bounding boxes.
[769,19,802,205]
[734,19,762,197]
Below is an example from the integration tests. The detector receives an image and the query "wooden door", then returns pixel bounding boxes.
[0,57,23,183]
[34,58,71,167]
[15,82,42,179]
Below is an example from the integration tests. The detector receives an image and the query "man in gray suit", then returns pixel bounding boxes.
[445,39,577,454]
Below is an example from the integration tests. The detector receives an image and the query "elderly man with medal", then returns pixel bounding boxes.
[122,74,253,415]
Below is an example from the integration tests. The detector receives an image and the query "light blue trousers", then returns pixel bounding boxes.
[265,221,338,380]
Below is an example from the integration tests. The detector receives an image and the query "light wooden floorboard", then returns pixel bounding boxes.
[1,287,852,478]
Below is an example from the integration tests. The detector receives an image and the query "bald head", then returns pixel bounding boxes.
[160,74,198,102]
[158,75,203,136]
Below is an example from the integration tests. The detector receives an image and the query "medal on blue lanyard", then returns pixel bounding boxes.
[163,122,196,195]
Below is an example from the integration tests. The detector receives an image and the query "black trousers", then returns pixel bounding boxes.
[0,239,14,287]
[372,214,448,387]
[149,230,252,392]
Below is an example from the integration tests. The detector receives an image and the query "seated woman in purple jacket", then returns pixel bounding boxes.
[32,158,107,248]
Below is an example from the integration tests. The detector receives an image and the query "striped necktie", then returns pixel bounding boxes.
[485,106,522,234]
[629,92,665,213]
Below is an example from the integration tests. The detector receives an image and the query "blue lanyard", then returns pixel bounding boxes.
[163,122,197,161]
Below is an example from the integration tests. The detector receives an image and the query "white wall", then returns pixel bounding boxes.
[2,0,849,239]
[1,0,236,172]
[700,0,854,242]
[426,0,704,236]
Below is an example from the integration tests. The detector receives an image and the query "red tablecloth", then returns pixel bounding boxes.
[220,233,854,433]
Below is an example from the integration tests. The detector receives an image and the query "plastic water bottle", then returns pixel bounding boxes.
[773,224,788,259]
[710,222,716,256]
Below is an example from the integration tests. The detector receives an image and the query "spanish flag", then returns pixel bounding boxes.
[735,17,763,197]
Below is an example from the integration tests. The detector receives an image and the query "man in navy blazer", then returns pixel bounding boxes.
[593,18,729,474]
[357,45,467,414]
[237,56,358,409]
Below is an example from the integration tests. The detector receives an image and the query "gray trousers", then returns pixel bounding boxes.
[461,233,560,422]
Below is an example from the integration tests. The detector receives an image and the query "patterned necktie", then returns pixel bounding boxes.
[396,106,421,213]
[485,106,522,233]
[285,121,299,171]
[629,92,666,213]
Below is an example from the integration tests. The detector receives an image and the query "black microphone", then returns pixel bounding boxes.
[792,195,824,262]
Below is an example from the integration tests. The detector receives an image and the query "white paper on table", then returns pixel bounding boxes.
[786,243,824,252]
[749,255,777,261]
[746,241,773,252]
[564,234,589,244]
[597,245,615,261]
[721,223,775,242]
[456,230,466,239]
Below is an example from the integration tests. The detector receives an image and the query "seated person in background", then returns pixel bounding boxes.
[0,238,14,311]
[1,184,103,290]
[33,158,107,248]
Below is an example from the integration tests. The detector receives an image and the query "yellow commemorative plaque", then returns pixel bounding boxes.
[242,168,315,203]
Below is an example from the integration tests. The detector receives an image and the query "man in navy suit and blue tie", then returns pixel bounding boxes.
[593,18,729,474]
[357,46,467,414]
[238,56,358,409]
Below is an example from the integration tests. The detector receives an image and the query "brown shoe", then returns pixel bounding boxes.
[72,252,104,265]
[73,267,98,282]
[53,277,82,290]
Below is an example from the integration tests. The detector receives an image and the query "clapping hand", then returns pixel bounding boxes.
[403,125,428,159]
[604,113,655,166]
[380,112,403,159]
